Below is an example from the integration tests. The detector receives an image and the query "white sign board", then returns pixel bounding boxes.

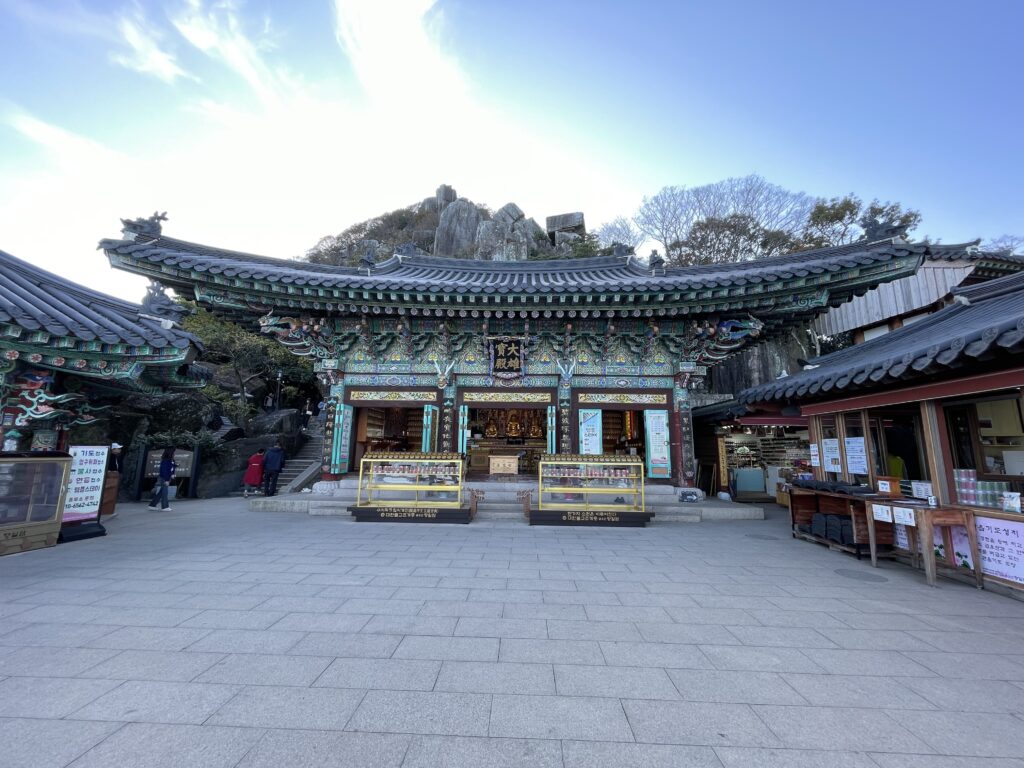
[809,443,820,467]
[969,516,1024,584]
[844,437,868,475]
[910,481,933,500]
[821,438,842,473]
[871,503,893,522]
[578,409,603,455]
[892,505,918,527]
[643,410,671,478]
[64,446,109,523]
[877,479,892,494]
[894,524,910,550]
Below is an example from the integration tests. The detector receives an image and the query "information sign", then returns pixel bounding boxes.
[910,481,933,500]
[969,516,1024,584]
[809,443,820,467]
[821,439,842,473]
[578,409,602,455]
[844,437,868,475]
[871,503,893,522]
[64,446,109,523]
[892,505,917,526]
[643,410,671,478]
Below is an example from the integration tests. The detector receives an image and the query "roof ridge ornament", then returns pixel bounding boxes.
[861,217,909,242]
[648,249,666,276]
[140,281,188,328]
[121,211,167,240]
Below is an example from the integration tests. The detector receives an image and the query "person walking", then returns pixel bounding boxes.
[263,393,274,413]
[316,399,328,430]
[262,441,286,497]
[301,398,313,430]
[242,447,266,498]
[147,447,176,511]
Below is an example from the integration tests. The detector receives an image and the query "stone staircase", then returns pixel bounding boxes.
[249,476,756,523]
[276,429,324,493]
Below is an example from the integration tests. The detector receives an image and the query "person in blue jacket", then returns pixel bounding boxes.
[147,447,176,511]
[262,441,286,497]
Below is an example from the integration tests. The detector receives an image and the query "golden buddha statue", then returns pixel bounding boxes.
[484,417,498,437]
[528,413,543,438]
[505,410,522,437]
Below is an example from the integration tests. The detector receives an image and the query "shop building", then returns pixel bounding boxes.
[740,270,1024,589]
[102,214,930,485]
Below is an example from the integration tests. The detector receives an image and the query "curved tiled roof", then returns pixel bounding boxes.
[0,249,197,350]
[739,269,1024,405]
[102,230,925,306]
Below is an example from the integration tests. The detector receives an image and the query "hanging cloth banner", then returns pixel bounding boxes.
[578,408,603,454]
[458,405,470,454]
[329,404,353,474]
[421,405,438,453]
[644,410,671,478]
[546,405,557,455]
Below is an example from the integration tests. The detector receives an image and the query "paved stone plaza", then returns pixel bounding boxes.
[2,501,1024,767]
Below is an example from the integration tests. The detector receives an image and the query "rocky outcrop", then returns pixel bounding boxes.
[473,203,552,261]
[436,184,457,212]
[434,199,482,257]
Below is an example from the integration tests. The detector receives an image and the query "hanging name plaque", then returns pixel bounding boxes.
[488,337,524,379]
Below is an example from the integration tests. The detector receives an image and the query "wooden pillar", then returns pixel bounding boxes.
[558,381,572,454]
[672,374,696,486]
[439,381,457,452]
[322,379,348,480]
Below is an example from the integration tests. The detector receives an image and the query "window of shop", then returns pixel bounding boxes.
[943,390,1024,509]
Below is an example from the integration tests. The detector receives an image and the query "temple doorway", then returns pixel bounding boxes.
[599,410,647,459]
[465,407,549,476]
[352,406,426,464]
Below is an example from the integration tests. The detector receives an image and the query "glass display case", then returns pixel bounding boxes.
[537,454,646,513]
[0,452,72,556]
[356,452,464,508]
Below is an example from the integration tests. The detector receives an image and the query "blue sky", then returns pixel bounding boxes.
[1,0,1021,299]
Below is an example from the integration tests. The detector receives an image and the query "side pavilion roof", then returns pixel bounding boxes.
[739,270,1024,406]
[101,217,927,334]
[0,248,206,392]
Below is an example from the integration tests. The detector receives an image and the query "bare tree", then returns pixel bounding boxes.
[985,234,1024,255]
[633,186,698,261]
[595,216,645,251]
[690,174,815,233]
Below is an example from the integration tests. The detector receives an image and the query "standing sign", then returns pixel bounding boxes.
[821,439,842,473]
[844,437,868,475]
[809,443,820,467]
[578,409,602,454]
[643,409,671,479]
[64,446,109,524]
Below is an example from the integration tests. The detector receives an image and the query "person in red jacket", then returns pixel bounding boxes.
[242,448,266,498]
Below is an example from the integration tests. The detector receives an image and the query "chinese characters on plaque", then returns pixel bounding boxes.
[64,446,109,523]
[488,337,523,379]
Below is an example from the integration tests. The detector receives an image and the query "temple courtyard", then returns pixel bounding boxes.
[2,502,1024,768]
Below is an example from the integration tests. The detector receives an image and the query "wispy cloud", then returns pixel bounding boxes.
[333,0,467,110]
[171,0,290,105]
[0,0,645,302]
[111,9,194,84]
